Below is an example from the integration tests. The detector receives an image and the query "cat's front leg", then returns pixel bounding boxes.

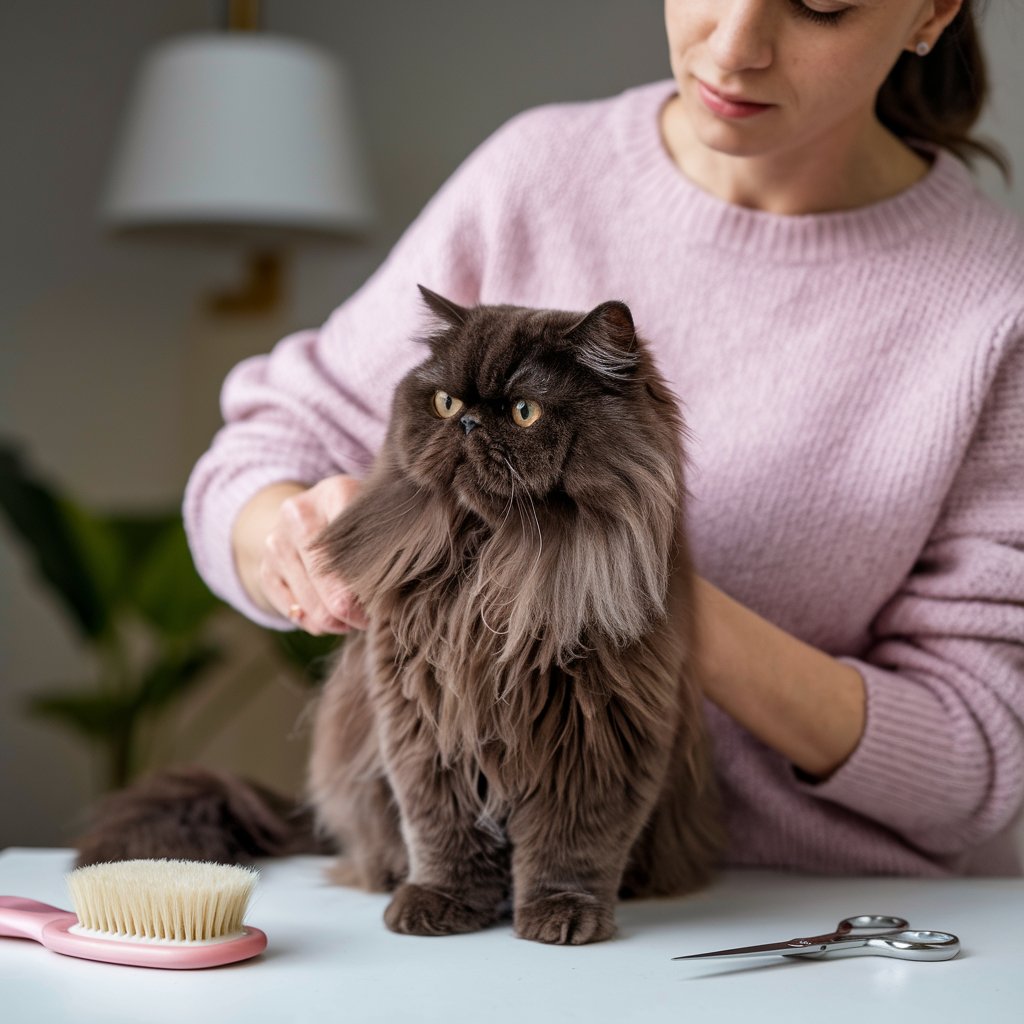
[507,797,624,945]
[382,760,510,936]
[376,678,509,936]
[507,731,665,945]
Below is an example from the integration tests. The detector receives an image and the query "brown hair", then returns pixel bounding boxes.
[877,0,1010,179]
[307,291,722,943]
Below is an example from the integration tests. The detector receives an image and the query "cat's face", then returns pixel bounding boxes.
[391,288,662,525]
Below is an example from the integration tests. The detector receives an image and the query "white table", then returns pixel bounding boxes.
[1,848,1021,1023]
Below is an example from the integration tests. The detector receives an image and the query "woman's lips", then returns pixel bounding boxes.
[696,80,773,119]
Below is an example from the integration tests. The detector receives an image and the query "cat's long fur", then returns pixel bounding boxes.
[307,290,721,944]
[73,290,721,945]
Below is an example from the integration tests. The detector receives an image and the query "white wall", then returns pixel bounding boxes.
[973,1,1024,210]
[1,1,1022,850]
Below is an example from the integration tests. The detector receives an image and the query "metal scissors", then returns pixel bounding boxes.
[673,914,961,963]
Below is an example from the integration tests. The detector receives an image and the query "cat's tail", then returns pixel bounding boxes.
[73,765,334,868]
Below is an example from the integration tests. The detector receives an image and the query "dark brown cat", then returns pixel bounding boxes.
[306,287,721,944]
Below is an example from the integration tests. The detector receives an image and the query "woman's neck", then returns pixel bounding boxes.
[659,95,932,216]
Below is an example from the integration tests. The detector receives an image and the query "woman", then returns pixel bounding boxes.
[185,1,1024,876]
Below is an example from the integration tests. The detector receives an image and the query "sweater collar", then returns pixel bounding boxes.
[617,80,975,262]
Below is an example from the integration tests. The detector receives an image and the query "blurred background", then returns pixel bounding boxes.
[1,1,1022,851]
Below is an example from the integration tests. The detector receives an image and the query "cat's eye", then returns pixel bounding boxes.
[432,391,464,419]
[511,398,542,428]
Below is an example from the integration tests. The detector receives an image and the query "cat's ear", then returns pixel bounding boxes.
[418,285,469,328]
[562,300,640,381]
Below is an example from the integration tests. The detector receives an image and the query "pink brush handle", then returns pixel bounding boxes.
[0,896,77,941]
[1,894,267,969]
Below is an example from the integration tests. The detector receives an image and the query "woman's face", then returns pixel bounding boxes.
[664,0,959,161]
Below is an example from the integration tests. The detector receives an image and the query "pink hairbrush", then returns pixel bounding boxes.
[0,858,267,969]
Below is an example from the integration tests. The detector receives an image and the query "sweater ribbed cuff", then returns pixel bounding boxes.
[797,657,984,835]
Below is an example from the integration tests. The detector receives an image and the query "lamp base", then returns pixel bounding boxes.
[207,250,282,315]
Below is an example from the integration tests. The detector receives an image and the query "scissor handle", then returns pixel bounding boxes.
[814,929,961,961]
[837,915,910,933]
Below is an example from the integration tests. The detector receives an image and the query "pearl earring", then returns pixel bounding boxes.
[915,40,930,56]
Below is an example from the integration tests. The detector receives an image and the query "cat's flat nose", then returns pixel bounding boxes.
[460,414,481,435]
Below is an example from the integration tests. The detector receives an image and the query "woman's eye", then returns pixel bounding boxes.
[511,398,543,428]
[788,0,850,26]
[432,390,464,418]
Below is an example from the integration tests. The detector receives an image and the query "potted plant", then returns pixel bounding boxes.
[0,443,337,790]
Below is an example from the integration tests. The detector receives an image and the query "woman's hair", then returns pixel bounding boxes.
[877,0,1010,179]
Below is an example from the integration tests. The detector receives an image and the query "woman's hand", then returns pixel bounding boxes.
[231,476,370,634]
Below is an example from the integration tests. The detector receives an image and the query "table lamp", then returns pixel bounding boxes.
[101,1,373,312]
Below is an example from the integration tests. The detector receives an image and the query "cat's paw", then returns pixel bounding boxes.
[383,882,499,936]
[514,891,616,945]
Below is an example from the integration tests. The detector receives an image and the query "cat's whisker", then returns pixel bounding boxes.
[503,457,543,553]
[520,488,543,554]
[499,456,517,530]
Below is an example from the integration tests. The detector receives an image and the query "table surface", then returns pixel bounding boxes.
[1,847,1022,1024]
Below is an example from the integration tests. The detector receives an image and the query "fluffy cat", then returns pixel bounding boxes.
[306,287,721,944]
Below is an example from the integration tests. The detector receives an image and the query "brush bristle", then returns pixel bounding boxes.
[66,859,259,942]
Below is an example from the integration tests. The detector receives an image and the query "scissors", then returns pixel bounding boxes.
[673,914,961,963]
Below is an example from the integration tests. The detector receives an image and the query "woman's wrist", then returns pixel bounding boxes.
[693,575,866,779]
[231,481,309,613]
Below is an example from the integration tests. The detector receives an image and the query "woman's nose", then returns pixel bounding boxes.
[707,0,774,73]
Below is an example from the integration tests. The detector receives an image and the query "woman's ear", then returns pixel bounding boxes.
[909,0,964,52]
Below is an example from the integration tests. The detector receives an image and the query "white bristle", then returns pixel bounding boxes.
[66,859,259,942]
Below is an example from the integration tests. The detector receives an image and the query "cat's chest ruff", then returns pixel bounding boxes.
[393,537,521,654]
[387,578,564,748]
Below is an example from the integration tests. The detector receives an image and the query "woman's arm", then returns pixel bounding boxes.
[693,575,866,779]
[696,331,1024,856]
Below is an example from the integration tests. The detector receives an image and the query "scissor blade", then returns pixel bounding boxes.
[672,939,816,961]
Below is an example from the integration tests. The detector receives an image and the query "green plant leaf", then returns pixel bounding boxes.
[274,630,343,685]
[106,512,180,565]
[104,512,180,605]
[59,500,125,614]
[132,520,223,636]
[0,444,110,638]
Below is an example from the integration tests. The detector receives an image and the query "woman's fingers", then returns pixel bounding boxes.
[263,474,368,634]
[261,530,352,635]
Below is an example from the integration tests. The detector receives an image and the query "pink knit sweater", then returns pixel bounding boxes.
[184,81,1024,877]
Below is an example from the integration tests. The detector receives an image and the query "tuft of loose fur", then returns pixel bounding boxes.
[74,766,331,869]
[308,290,722,944]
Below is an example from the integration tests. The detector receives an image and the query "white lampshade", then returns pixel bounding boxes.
[103,33,373,238]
